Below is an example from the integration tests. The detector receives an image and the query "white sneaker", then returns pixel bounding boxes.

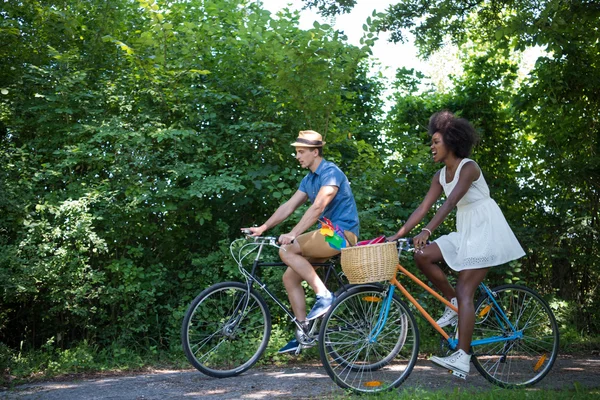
[430,349,470,379]
[436,297,458,328]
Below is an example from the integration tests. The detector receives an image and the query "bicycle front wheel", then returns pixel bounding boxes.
[181,281,271,378]
[472,284,559,387]
[318,286,419,393]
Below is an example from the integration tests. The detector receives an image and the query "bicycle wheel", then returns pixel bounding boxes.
[319,286,419,393]
[471,284,559,387]
[181,281,271,378]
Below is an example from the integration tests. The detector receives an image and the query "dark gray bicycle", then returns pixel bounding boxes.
[181,234,352,378]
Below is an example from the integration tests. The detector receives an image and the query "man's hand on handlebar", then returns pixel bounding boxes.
[241,226,266,237]
[277,233,296,246]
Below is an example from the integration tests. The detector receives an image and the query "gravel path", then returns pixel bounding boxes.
[2,354,599,399]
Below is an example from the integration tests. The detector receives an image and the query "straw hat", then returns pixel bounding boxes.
[290,130,326,147]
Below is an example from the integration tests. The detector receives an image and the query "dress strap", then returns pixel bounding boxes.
[439,158,478,186]
[456,158,478,176]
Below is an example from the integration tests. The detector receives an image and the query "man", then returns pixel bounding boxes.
[243,130,359,354]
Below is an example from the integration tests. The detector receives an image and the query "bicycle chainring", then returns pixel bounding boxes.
[440,327,459,356]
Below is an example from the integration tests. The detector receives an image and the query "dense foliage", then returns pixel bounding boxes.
[0,0,386,355]
[306,0,600,334]
[0,0,598,374]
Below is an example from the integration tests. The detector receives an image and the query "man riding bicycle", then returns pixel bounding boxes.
[243,130,359,354]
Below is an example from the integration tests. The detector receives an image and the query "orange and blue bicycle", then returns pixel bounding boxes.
[318,238,559,393]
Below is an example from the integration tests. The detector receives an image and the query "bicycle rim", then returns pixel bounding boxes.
[181,282,271,378]
[319,286,419,393]
[472,284,559,387]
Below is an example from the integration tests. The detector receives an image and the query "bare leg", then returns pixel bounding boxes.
[414,243,456,300]
[279,242,328,321]
[282,267,307,320]
[279,241,328,293]
[456,268,489,352]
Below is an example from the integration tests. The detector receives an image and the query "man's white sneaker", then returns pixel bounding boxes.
[429,349,470,379]
[436,297,458,328]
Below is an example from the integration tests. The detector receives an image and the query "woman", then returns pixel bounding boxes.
[386,111,525,378]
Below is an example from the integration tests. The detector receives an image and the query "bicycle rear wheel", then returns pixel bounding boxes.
[181,281,271,378]
[472,284,559,387]
[318,286,419,393]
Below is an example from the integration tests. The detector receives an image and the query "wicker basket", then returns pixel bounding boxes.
[341,242,399,284]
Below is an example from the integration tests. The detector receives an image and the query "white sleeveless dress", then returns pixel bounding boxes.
[434,158,525,271]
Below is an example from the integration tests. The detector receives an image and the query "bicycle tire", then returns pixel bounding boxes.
[471,284,559,387]
[327,285,404,372]
[318,286,419,393]
[181,281,271,378]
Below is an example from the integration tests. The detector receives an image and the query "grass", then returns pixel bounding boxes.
[0,340,190,386]
[330,385,599,400]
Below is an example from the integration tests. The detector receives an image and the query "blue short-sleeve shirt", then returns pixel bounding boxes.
[298,159,360,237]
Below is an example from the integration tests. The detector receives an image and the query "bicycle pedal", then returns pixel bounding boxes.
[449,369,467,380]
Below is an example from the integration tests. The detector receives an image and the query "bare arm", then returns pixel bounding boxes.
[244,190,308,236]
[387,171,444,242]
[279,185,339,245]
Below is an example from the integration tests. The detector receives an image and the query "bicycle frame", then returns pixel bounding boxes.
[232,237,347,328]
[374,263,522,351]
[317,240,559,391]
[246,260,345,325]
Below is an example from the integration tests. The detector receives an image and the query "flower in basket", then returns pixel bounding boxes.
[319,217,346,250]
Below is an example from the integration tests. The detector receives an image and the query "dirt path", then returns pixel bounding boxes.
[2,355,599,399]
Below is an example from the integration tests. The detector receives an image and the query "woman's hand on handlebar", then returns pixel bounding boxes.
[385,234,399,243]
[412,230,430,250]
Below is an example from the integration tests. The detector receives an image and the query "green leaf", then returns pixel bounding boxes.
[189,69,211,75]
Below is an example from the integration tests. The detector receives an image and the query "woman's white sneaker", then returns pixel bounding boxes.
[436,297,458,327]
[429,349,470,379]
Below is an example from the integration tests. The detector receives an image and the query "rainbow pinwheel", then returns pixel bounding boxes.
[319,217,346,250]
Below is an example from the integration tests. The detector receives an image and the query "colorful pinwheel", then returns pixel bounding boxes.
[319,217,346,250]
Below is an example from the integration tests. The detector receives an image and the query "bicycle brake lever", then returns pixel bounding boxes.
[270,239,286,251]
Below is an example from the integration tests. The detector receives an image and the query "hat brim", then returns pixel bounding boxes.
[291,141,326,147]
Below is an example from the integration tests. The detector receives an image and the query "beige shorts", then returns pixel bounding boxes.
[295,230,358,260]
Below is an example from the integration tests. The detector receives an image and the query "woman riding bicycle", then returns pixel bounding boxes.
[386,111,525,378]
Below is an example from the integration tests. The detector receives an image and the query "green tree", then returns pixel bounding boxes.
[0,0,387,359]
[304,0,600,334]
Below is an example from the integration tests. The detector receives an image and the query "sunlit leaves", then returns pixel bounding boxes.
[0,0,386,353]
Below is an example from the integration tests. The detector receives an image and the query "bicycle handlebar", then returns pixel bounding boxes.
[239,230,423,253]
[391,237,431,253]
[239,233,285,251]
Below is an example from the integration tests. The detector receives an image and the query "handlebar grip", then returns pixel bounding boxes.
[397,238,429,245]
[275,239,295,245]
